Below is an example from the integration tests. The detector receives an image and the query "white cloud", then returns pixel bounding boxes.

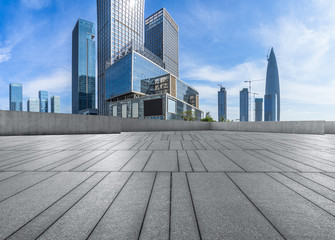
[192,85,218,101]
[24,68,71,98]
[21,0,51,9]
[183,61,266,83]
[0,48,11,63]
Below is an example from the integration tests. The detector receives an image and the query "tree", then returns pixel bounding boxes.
[219,116,233,122]
[179,111,197,121]
[201,111,216,122]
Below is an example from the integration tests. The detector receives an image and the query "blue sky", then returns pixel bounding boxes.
[1,0,334,120]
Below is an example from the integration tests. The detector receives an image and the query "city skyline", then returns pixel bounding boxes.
[0,0,335,120]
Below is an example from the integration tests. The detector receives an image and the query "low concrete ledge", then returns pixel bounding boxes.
[0,111,121,135]
[0,110,333,135]
[210,121,326,135]
[325,121,335,134]
[121,118,210,132]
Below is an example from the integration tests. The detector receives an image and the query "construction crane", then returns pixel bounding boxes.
[244,79,265,121]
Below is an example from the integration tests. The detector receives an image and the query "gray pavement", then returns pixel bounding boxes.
[0,131,335,239]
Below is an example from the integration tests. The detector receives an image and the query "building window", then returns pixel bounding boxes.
[112,105,117,116]
[168,98,176,114]
[132,102,139,118]
[121,104,127,118]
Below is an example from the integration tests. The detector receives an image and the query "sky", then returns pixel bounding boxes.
[0,0,334,120]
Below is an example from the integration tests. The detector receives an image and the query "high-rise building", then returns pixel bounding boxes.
[72,19,96,114]
[97,0,145,115]
[218,86,227,121]
[9,83,23,111]
[105,46,202,120]
[240,88,248,122]
[39,90,48,113]
[51,96,60,113]
[27,98,39,112]
[264,47,280,121]
[255,98,263,122]
[145,8,179,77]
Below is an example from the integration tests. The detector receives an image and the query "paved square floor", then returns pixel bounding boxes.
[0,131,335,239]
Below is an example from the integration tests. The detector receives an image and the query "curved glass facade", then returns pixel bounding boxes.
[265,47,280,121]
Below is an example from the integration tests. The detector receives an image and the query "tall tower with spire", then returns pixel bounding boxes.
[264,47,280,121]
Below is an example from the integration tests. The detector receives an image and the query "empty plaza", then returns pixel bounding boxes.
[1,131,335,239]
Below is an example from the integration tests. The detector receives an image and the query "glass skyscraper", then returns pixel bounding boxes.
[97,0,145,115]
[255,98,263,122]
[145,8,179,77]
[72,19,96,114]
[27,98,39,112]
[39,90,48,113]
[264,47,280,121]
[218,86,227,121]
[240,88,248,122]
[9,83,23,111]
[51,96,60,113]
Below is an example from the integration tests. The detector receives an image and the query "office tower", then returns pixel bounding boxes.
[39,90,48,113]
[51,96,60,113]
[105,48,202,120]
[97,0,145,115]
[255,98,263,122]
[240,88,248,122]
[27,98,39,112]
[264,47,280,121]
[145,8,179,77]
[9,83,23,111]
[72,19,96,114]
[218,86,227,121]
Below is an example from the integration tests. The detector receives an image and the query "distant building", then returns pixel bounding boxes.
[97,0,145,115]
[51,96,60,113]
[9,83,23,111]
[105,45,202,120]
[39,90,48,113]
[218,86,227,121]
[79,108,98,115]
[72,19,96,114]
[255,98,263,122]
[264,47,280,121]
[27,98,39,112]
[240,88,249,122]
[145,8,179,77]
